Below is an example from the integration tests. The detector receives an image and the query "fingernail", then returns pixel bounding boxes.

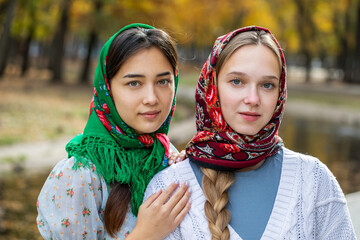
[169,160,173,165]
[185,180,190,187]
[176,157,181,163]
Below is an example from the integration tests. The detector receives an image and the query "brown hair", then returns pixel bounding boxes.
[202,30,282,240]
[104,26,178,237]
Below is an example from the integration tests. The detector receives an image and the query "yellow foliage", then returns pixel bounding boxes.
[71,0,92,18]
[313,2,334,33]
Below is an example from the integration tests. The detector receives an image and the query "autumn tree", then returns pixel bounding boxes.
[352,0,360,83]
[75,0,104,84]
[0,0,17,77]
[49,0,71,83]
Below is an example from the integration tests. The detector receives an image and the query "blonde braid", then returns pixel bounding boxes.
[201,167,236,240]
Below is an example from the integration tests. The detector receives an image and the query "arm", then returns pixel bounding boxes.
[127,182,191,240]
[314,162,356,239]
[36,158,107,239]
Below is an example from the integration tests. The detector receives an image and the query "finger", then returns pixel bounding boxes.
[176,151,186,163]
[174,201,191,226]
[163,183,188,209]
[170,188,191,217]
[168,152,177,165]
[142,189,162,208]
[155,182,180,204]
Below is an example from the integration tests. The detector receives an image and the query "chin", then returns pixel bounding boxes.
[235,128,262,136]
[136,125,162,135]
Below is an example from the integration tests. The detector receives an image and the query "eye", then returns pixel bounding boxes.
[127,81,140,87]
[158,79,171,85]
[263,82,276,89]
[230,78,242,85]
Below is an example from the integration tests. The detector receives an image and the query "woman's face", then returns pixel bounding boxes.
[217,44,281,135]
[111,47,175,134]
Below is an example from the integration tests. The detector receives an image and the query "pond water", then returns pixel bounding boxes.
[0,115,359,239]
[280,115,360,194]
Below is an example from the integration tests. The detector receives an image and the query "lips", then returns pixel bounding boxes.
[139,110,160,120]
[240,112,261,122]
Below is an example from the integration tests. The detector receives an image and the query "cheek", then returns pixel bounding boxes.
[161,87,175,107]
[266,93,279,117]
[218,86,237,109]
[112,90,131,117]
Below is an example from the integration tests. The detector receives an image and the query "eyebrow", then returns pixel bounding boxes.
[227,71,279,81]
[123,71,172,78]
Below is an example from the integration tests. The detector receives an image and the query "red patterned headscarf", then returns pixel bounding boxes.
[186,26,287,170]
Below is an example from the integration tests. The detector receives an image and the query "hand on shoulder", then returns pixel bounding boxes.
[127,182,191,240]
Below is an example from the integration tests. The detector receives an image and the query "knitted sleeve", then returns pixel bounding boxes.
[313,160,356,240]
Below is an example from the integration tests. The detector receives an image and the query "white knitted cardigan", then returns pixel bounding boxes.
[144,147,356,240]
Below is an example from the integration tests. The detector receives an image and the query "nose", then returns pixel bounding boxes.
[142,85,158,105]
[244,86,260,106]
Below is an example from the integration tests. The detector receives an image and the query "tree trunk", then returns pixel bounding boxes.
[80,31,97,84]
[21,31,33,76]
[293,0,315,83]
[79,0,102,84]
[50,0,71,83]
[0,0,17,77]
[304,52,311,83]
[353,0,360,83]
[340,0,354,83]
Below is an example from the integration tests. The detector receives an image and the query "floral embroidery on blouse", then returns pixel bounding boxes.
[36,156,137,239]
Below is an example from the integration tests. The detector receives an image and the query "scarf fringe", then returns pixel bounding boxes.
[66,134,166,215]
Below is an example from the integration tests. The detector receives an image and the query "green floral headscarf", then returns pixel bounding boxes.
[66,23,178,215]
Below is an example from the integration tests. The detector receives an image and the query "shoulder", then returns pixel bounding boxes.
[144,159,194,199]
[282,147,345,202]
[152,159,192,182]
[45,156,107,186]
[283,147,331,176]
[37,157,109,239]
[37,156,109,206]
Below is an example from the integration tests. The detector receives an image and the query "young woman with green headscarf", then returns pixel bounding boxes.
[36,23,190,239]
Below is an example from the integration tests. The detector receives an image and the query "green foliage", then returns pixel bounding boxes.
[12,0,60,40]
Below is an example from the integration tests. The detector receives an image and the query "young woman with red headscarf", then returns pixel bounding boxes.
[144,26,356,239]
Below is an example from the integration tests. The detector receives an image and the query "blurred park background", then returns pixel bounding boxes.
[0,0,360,239]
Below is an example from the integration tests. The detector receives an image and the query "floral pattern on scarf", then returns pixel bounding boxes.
[186,26,287,170]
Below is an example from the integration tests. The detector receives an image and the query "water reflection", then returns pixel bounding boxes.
[280,114,360,194]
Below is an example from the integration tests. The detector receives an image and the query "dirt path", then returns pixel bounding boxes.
[0,118,196,173]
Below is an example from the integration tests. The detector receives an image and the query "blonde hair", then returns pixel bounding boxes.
[216,30,282,75]
[202,30,282,240]
[201,167,235,240]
